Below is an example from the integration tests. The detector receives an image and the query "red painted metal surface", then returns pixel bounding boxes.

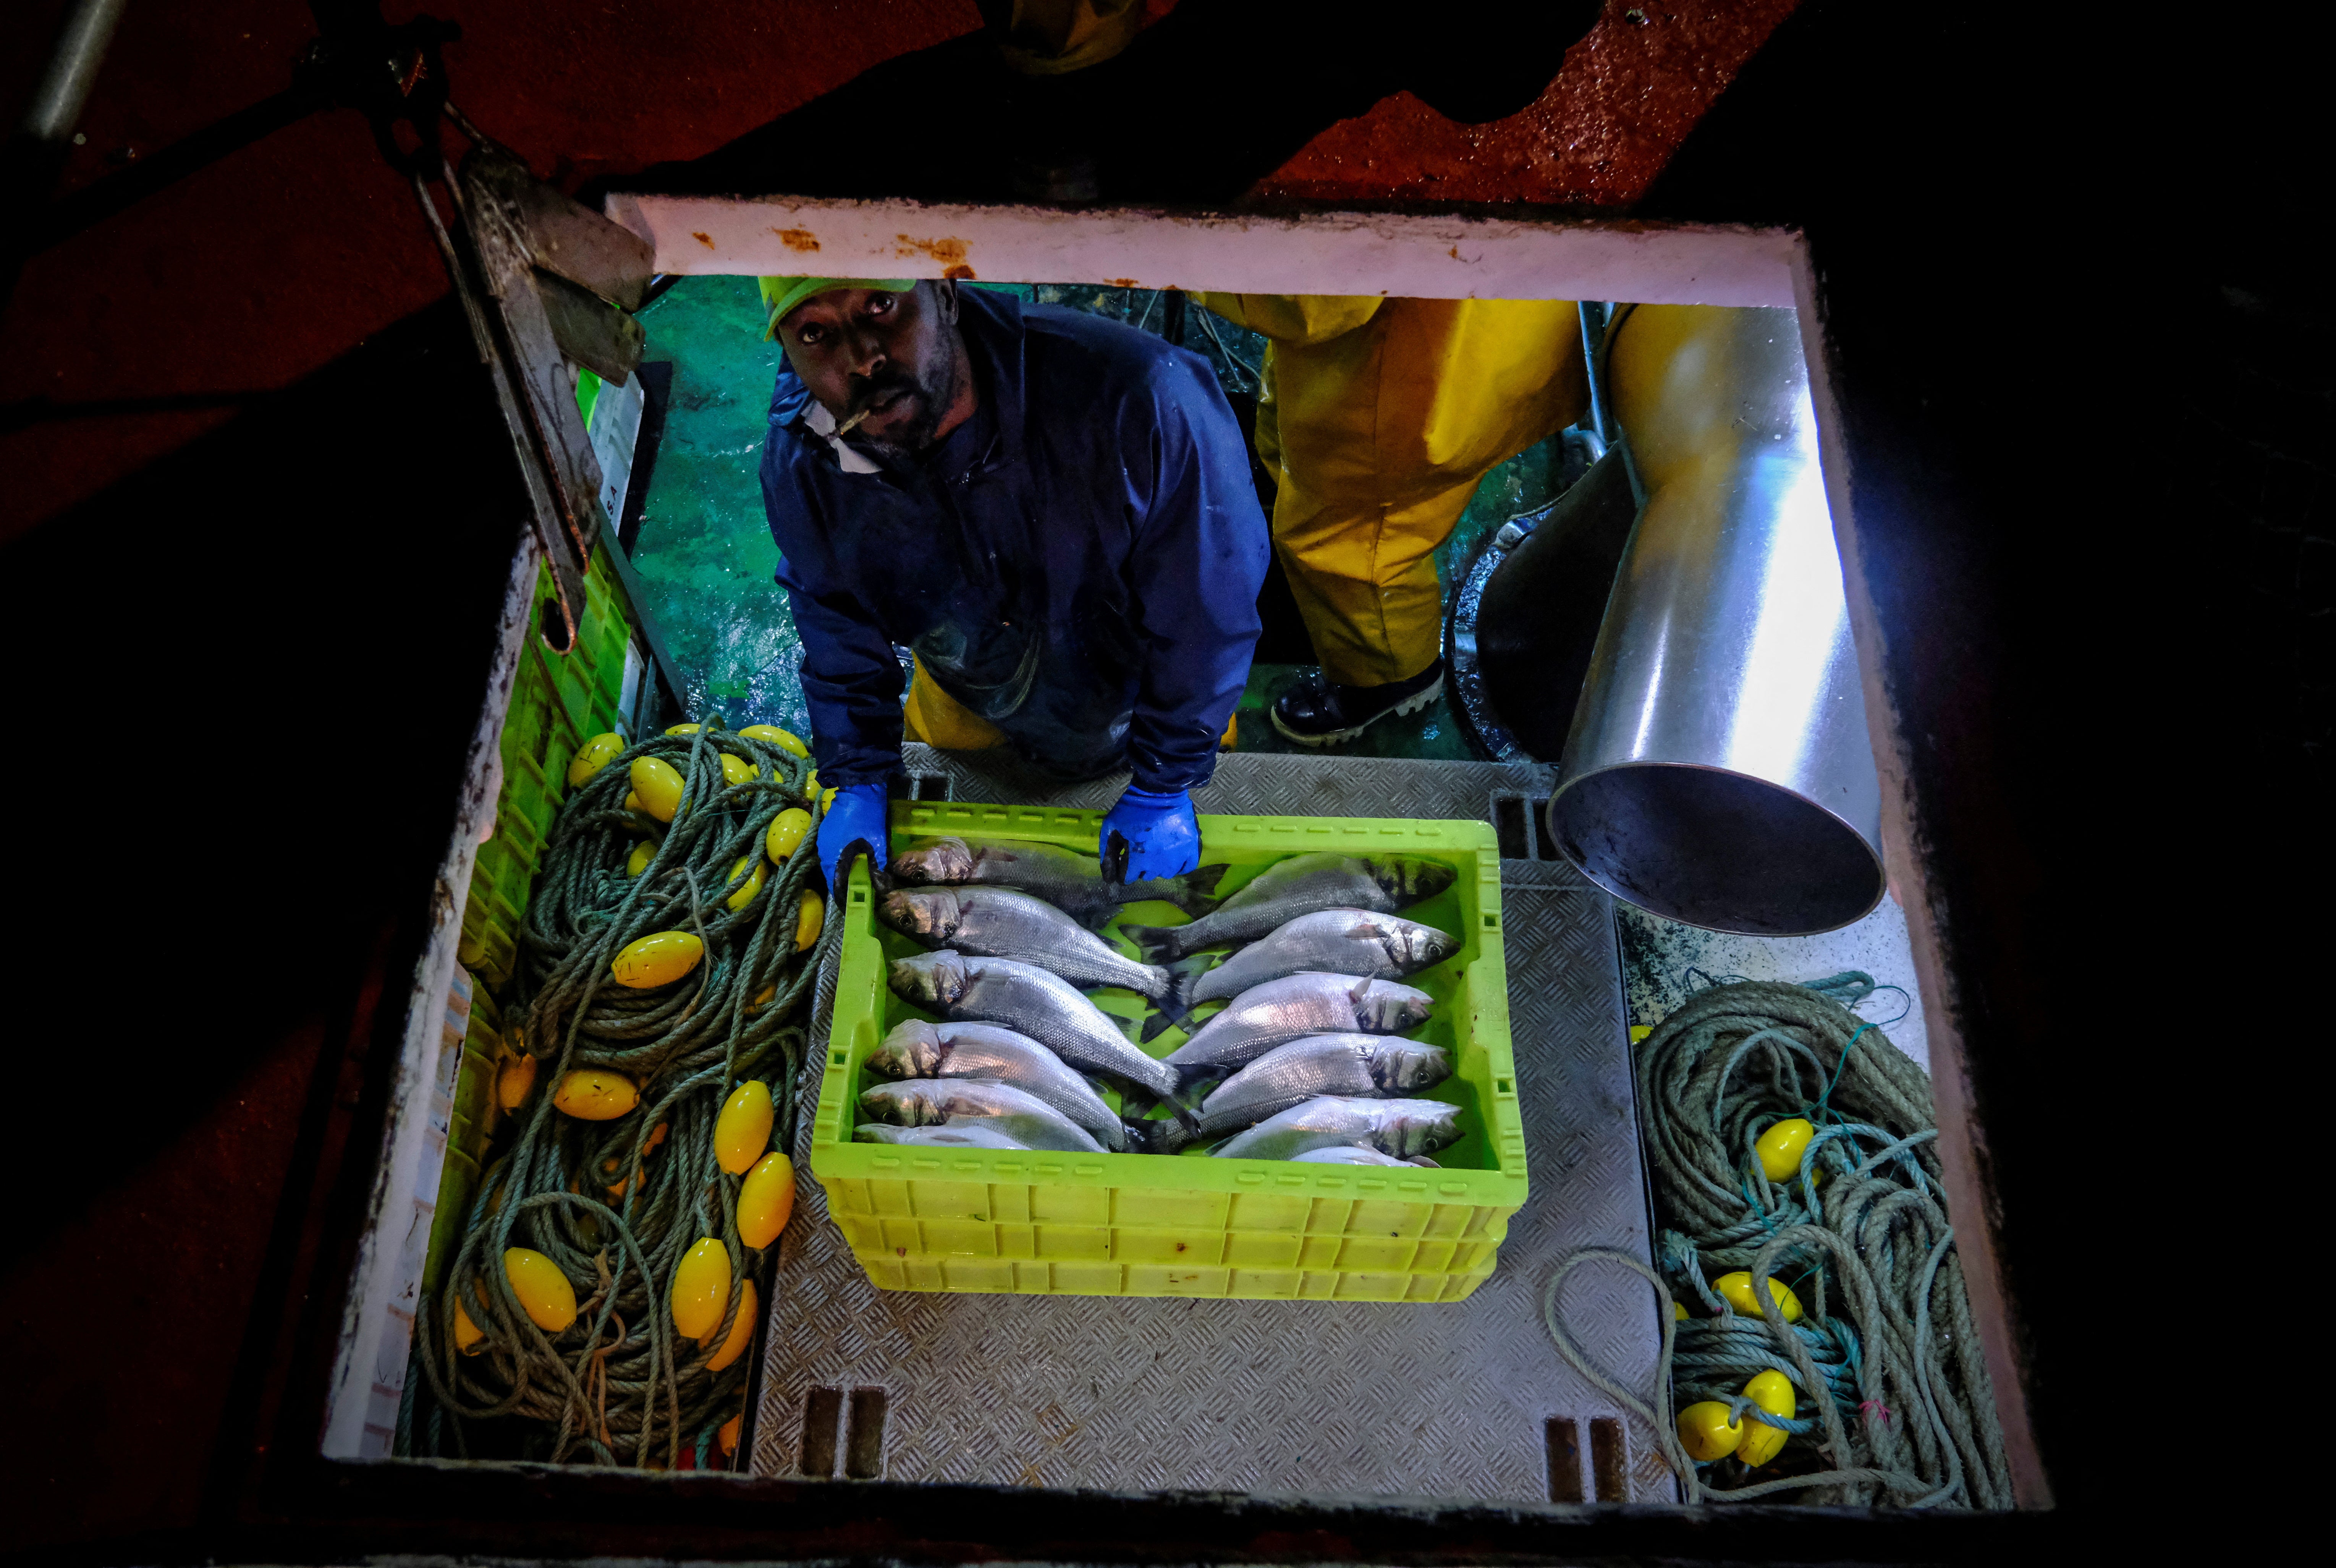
[1253,1,1801,207]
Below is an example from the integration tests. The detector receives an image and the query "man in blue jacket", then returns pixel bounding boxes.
[757,275,1270,890]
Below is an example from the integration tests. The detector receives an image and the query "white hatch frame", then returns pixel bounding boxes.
[320,194,2046,1510]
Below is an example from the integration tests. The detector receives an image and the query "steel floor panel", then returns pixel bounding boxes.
[749,748,1671,1504]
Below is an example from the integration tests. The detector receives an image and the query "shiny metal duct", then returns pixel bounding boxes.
[1547,305,1884,935]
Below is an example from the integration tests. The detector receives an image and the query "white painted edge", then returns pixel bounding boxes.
[603,194,1800,308]
[319,526,542,1460]
[1789,249,2052,1509]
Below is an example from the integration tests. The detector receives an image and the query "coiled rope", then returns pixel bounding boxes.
[406,721,844,1466]
[1543,974,2013,1507]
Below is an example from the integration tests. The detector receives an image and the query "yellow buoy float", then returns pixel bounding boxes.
[703,1277,758,1371]
[665,723,701,736]
[715,1081,774,1174]
[765,807,812,862]
[453,1295,486,1354]
[1715,1270,1803,1322]
[610,930,702,989]
[738,1151,795,1248]
[719,752,758,787]
[503,1247,578,1333]
[497,1052,537,1111]
[795,890,823,951]
[1676,1400,1742,1461]
[1737,1369,1796,1466]
[628,756,685,822]
[553,1069,638,1120]
[626,838,656,877]
[1755,1117,1816,1182]
[723,854,764,913]
[671,1236,731,1339]
[566,731,625,786]
[739,723,809,757]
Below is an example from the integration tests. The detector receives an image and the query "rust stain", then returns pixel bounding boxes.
[942,262,975,280]
[691,231,715,249]
[774,227,820,252]
[1450,246,1461,259]
[894,233,971,267]
[1104,277,1140,288]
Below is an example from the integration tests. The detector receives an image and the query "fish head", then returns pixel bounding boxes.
[1351,977,1435,1032]
[869,1019,945,1078]
[879,888,961,944]
[1373,857,1459,905]
[886,950,969,1009]
[1378,1099,1464,1157]
[1397,921,1462,970]
[859,1080,947,1126]
[1368,1040,1452,1093]
[891,837,974,885]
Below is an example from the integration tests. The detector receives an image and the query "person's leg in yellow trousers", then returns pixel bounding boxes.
[904,657,1234,752]
[1196,293,1590,742]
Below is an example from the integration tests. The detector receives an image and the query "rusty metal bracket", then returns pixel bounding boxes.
[403,109,656,655]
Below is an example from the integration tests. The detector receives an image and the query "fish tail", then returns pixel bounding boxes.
[1170,862,1229,913]
[1144,958,1215,1028]
[1121,923,1185,964]
[1137,1008,1176,1044]
[1160,954,1214,1018]
[1139,1116,1198,1155]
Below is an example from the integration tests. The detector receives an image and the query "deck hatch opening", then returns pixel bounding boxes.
[844,1388,888,1479]
[800,1386,844,1477]
[1589,1415,1627,1502]
[1545,1416,1585,1503]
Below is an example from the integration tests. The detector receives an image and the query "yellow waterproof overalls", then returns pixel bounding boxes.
[1194,295,1592,688]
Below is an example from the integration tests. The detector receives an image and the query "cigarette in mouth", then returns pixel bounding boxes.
[835,401,874,436]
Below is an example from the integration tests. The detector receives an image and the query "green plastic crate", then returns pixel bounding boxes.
[430,540,640,1299]
[809,802,1526,1302]
[457,541,637,987]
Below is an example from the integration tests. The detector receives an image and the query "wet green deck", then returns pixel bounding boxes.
[625,278,1566,763]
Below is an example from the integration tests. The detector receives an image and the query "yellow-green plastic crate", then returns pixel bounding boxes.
[457,541,637,987]
[809,802,1525,1302]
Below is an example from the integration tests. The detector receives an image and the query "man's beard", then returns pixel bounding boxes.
[846,351,962,461]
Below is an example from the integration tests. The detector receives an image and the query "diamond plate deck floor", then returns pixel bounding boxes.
[750,748,1673,1504]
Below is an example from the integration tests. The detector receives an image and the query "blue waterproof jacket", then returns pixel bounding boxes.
[760,287,1268,791]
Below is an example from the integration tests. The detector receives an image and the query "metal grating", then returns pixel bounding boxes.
[749,747,1671,1503]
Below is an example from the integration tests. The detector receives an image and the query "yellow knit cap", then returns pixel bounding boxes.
[758,277,916,340]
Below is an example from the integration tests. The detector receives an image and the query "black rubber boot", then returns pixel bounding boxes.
[1270,659,1446,746]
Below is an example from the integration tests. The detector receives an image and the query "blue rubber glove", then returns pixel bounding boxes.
[817,782,890,892]
[1100,786,1200,882]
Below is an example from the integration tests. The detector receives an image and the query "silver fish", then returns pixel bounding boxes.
[1162,973,1433,1084]
[1184,909,1459,1005]
[854,1122,1031,1150]
[859,1078,1105,1153]
[888,951,1178,1100]
[889,837,1227,930]
[1211,1095,1464,1161]
[1146,1034,1451,1153]
[869,1019,1130,1151]
[1290,1144,1422,1166]
[1123,852,1457,961]
[880,887,1178,1006]
[1202,1033,1449,1129]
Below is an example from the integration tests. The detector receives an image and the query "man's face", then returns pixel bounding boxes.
[777,283,964,457]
